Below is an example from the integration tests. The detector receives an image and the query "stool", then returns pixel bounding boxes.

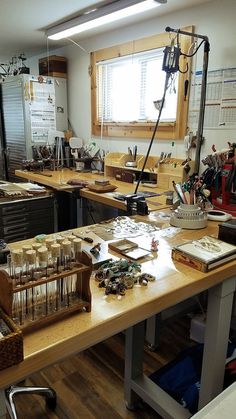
[5,385,57,419]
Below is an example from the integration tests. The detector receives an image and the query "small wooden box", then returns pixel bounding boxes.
[0,308,23,371]
[39,55,67,78]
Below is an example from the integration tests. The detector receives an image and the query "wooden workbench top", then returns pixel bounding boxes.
[15,169,170,211]
[1,217,235,389]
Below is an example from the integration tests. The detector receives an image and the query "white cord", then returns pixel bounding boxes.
[67,38,88,53]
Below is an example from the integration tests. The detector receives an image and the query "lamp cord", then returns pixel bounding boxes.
[193,40,210,173]
[134,72,171,194]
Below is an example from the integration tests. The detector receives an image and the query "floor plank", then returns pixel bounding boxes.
[8,316,193,419]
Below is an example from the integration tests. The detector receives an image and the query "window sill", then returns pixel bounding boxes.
[92,121,176,139]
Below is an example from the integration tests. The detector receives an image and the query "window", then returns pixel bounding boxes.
[91,26,193,140]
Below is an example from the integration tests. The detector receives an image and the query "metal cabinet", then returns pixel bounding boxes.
[0,195,55,243]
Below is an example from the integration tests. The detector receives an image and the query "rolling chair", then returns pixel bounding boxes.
[5,385,57,419]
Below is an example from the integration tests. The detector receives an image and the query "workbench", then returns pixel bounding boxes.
[0,219,235,418]
[15,169,170,213]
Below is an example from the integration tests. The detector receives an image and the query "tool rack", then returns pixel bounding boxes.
[104,152,194,189]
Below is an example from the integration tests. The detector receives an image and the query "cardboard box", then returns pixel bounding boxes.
[190,315,206,343]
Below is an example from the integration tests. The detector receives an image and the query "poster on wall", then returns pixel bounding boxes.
[25,76,56,142]
[188,67,236,129]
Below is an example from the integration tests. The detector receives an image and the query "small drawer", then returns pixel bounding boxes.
[2,214,29,226]
[3,224,29,235]
[0,204,27,216]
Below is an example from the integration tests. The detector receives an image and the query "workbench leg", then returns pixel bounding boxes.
[125,321,191,418]
[0,390,6,418]
[199,275,236,409]
[146,314,161,351]
[124,321,145,410]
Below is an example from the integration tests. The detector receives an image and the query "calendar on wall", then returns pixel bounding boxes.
[188,67,236,129]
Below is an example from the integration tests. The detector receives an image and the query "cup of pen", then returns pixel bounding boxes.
[170,203,208,229]
[125,146,137,167]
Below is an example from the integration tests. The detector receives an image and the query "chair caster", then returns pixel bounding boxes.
[146,343,159,352]
[46,389,57,410]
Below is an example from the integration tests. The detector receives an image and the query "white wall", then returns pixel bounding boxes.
[27,0,236,166]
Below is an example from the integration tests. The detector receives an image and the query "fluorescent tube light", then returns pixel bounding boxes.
[47,0,166,40]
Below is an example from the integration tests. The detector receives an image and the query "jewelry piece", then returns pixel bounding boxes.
[193,237,222,253]
[151,238,159,252]
[94,259,155,295]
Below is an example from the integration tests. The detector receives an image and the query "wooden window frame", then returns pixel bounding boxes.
[91,26,193,140]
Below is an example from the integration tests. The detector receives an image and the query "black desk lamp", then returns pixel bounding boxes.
[134,27,210,198]
[165,27,210,174]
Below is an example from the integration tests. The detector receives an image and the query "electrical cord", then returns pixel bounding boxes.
[84,200,96,224]
[194,40,209,172]
[134,72,171,194]
[181,40,205,58]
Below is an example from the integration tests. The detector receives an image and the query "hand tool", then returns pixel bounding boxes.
[73,234,93,243]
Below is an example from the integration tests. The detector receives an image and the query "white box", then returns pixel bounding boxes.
[190,315,206,343]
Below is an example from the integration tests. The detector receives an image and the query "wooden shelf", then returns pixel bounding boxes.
[104,152,194,189]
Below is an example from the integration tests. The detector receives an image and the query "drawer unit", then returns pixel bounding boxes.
[0,196,55,243]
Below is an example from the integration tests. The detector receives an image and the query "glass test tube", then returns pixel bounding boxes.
[66,235,76,265]
[51,243,61,273]
[25,249,36,279]
[56,236,64,266]
[51,243,61,311]
[22,245,32,277]
[11,249,23,285]
[68,236,78,303]
[32,243,44,279]
[24,249,38,321]
[43,243,58,314]
[73,238,82,303]
[62,240,72,306]
[62,240,71,270]
[37,246,48,317]
[11,250,24,324]
[12,291,25,326]
[45,238,55,275]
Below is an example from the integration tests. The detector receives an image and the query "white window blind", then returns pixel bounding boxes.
[96,48,178,123]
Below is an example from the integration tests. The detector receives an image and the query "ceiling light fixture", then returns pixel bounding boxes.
[47,0,167,40]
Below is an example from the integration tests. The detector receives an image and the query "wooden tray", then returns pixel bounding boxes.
[86,184,117,193]
[108,239,150,260]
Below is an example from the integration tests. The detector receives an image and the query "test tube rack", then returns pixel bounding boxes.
[0,251,92,333]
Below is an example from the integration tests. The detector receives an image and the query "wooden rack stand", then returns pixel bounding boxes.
[104,152,194,189]
[0,251,92,333]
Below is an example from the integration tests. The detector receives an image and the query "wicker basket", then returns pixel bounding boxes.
[0,308,23,371]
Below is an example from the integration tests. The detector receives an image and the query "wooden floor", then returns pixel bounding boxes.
[10,316,194,419]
